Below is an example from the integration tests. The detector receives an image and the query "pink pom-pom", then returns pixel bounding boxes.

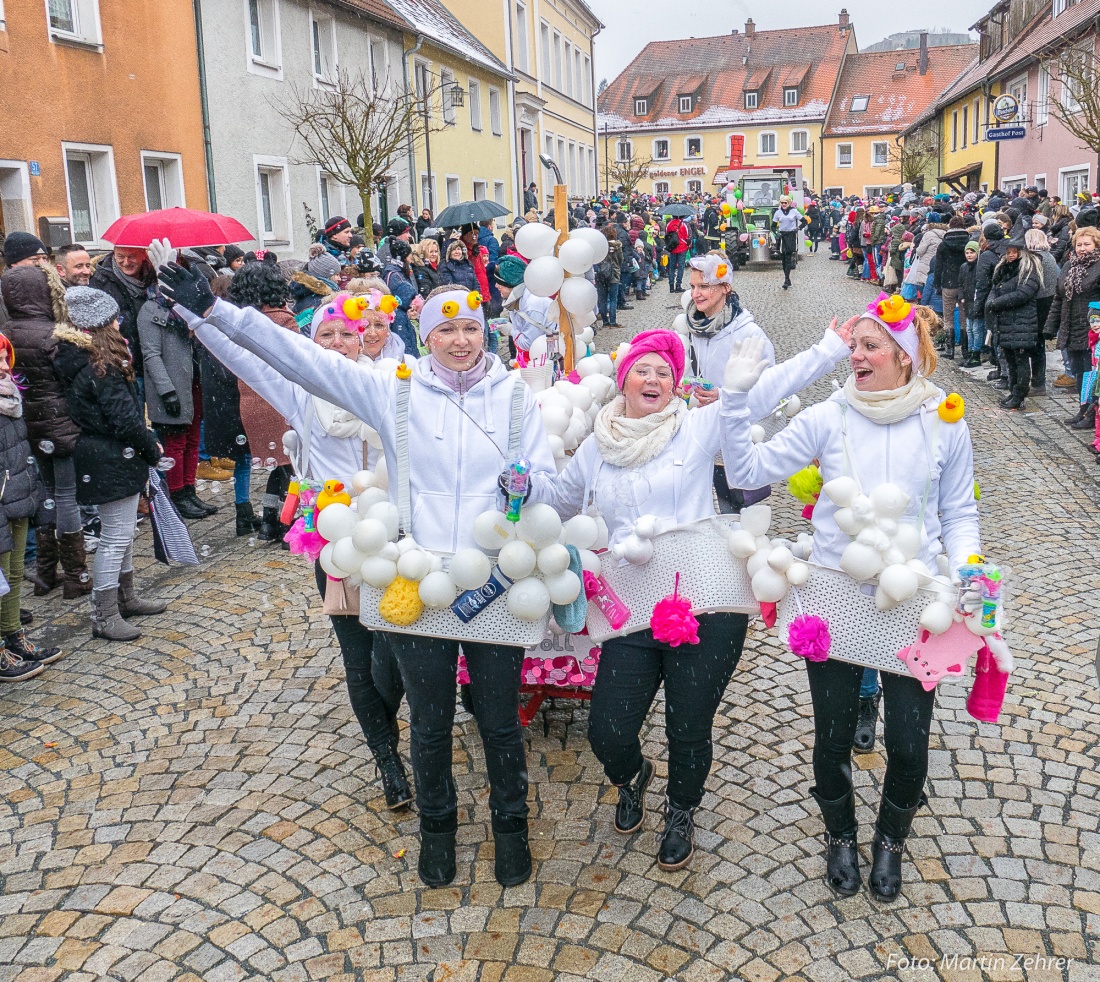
[788,614,831,662]
[284,519,326,561]
[650,574,700,647]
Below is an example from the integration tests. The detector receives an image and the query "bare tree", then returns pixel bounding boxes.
[888,132,939,188]
[1042,39,1100,183]
[604,152,654,198]
[274,68,441,247]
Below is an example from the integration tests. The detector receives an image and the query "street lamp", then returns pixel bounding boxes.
[539,152,563,186]
[448,82,465,107]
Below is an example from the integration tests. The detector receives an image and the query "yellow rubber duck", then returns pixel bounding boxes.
[938,393,965,423]
[316,480,352,511]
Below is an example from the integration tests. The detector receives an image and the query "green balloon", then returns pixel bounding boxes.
[733,189,743,199]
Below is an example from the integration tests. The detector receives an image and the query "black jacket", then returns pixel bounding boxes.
[958,257,979,314]
[0,266,82,457]
[410,257,445,298]
[1049,217,1072,265]
[985,256,1041,349]
[973,233,1008,317]
[1047,255,1100,351]
[89,255,155,377]
[0,413,42,554]
[933,230,970,291]
[51,327,160,505]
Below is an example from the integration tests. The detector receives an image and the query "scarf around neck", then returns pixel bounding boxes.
[0,376,23,419]
[594,395,685,468]
[842,375,941,425]
[687,293,743,338]
[430,350,488,394]
[312,354,380,439]
[1063,249,1100,299]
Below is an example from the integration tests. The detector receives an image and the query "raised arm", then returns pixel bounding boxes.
[936,422,981,570]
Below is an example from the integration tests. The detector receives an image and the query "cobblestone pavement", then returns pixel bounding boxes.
[1,252,1098,982]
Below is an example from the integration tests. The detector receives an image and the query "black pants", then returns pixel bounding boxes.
[385,634,528,822]
[590,612,748,810]
[1004,347,1035,399]
[314,563,404,758]
[806,659,935,809]
[712,464,744,514]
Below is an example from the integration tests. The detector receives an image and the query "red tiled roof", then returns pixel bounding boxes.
[743,67,772,91]
[823,44,978,136]
[597,22,852,131]
[328,0,409,31]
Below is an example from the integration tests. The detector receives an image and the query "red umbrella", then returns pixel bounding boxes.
[102,207,254,248]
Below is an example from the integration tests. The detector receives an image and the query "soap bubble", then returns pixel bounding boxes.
[157,457,175,471]
[38,440,55,454]
[200,545,211,557]
[236,434,247,445]
[248,537,257,547]
[265,457,276,468]
[82,474,91,483]
[122,447,135,459]
[79,572,90,583]
[268,442,276,450]
[251,457,262,467]
[27,456,35,465]
[43,499,55,510]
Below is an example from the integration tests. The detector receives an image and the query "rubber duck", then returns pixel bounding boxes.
[938,393,965,423]
[316,480,352,511]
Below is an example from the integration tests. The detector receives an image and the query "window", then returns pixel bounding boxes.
[851,95,869,112]
[47,0,101,46]
[568,142,577,187]
[864,185,891,199]
[310,11,336,84]
[837,143,853,167]
[961,105,969,148]
[420,173,436,210]
[318,171,337,222]
[655,182,669,195]
[759,132,777,156]
[679,95,693,113]
[1008,74,1028,120]
[635,98,648,116]
[744,91,758,109]
[1054,0,1078,13]
[369,38,388,94]
[446,176,460,205]
[1036,67,1049,125]
[1061,166,1090,201]
[494,181,505,204]
[440,68,456,124]
[784,87,799,106]
[575,50,582,103]
[871,141,888,167]
[686,180,702,194]
[141,152,185,211]
[254,156,290,245]
[468,79,481,131]
[1035,175,1046,191]
[653,139,669,160]
[540,22,550,78]
[582,55,591,106]
[1061,45,1090,113]
[973,97,981,141]
[563,41,573,98]
[1002,175,1026,193]
[790,130,808,154]
[951,111,958,151]
[552,30,562,89]
[587,147,595,192]
[414,61,430,119]
[489,87,502,135]
[685,137,702,158]
[246,0,281,76]
[514,2,529,73]
[617,139,633,162]
[62,143,119,246]
[473,180,487,201]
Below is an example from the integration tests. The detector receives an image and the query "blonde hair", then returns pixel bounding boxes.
[344,276,387,295]
[1072,226,1100,251]
[910,305,939,379]
[414,239,439,262]
[1024,229,1049,251]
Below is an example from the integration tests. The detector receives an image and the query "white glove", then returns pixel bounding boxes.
[147,238,175,272]
[723,337,770,393]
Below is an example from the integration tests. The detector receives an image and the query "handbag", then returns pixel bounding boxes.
[883,265,899,290]
[322,577,360,616]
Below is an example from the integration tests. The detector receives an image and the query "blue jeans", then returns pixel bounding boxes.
[596,281,618,324]
[618,279,631,306]
[233,454,251,505]
[860,668,879,698]
[667,251,686,290]
[967,317,985,353]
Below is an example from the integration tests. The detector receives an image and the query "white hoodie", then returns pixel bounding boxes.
[197,299,556,554]
[688,307,776,387]
[721,386,980,571]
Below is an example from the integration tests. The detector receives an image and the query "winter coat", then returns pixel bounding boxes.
[1048,217,1072,264]
[439,254,480,293]
[720,386,980,573]
[0,413,41,554]
[199,299,556,555]
[289,271,332,317]
[1035,250,1060,300]
[973,235,1008,317]
[239,305,297,467]
[958,258,979,315]
[409,255,444,298]
[0,266,82,457]
[870,214,888,245]
[933,230,970,291]
[198,344,248,458]
[1047,255,1100,351]
[380,261,419,355]
[888,224,908,273]
[985,256,1041,350]
[137,299,196,425]
[665,218,690,254]
[89,253,155,377]
[686,306,778,385]
[629,214,645,244]
[51,327,160,505]
[598,240,623,285]
[477,226,500,265]
[909,226,945,286]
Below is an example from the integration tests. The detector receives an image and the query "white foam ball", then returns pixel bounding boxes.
[893,524,921,562]
[633,514,661,539]
[379,541,399,562]
[728,529,758,559]
[396,536,419,554]
[767,546,794,573]
[882,546,907,568]
[739,505,772,537]
[507,577,551,621]
[547,434,566,459]
[782,394,801,418]
[833,507,862,536]
[318,543,345,579]
[537,543,571,576]
[473,510,517,552]
[559,275,598,315]
[870,483,909,519]
[746,548,771,578]
[575,355,602,378]
[839,541,882,581]
[822,476,858,507]
[428,554,443,572]
[751,566,789,603]
[546,570,582,604]
[620,534,653,565]
[680,288,692,311]
[351,470,374,493]
[355,487,389,512]
[360,556,398,588]
[516,503,562,548]
[850,495,875,524]
[352,518,389,555]
[569,226,609,263]
[498,540,537,581]
[856,528,891,553]
[418,571,457,608]
[673,313,690,335]
[578,326,595,345]
[874,585,899,611]
[316,503,358,543]
[373,457,388,491]
[397,549,431,582]
[578,549,601,575]
[879,563,919,602]
[557,238,593,274]
[786,561,810,586]
[541,407,570,439]
[524,255,565,297]
[906,558,934,584]
[563,515,599,550]
[365,501,400,540]
[449,549,492,591]
[515,221,559,260]
[920,601,955,635]
[332,538,366,575]
[564,384,593,412]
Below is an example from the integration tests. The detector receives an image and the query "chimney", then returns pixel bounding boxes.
[919,32,928,75]
[838,8,850,31]
[745,18,755,37]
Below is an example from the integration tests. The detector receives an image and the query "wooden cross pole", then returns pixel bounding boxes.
[553,183,575,372]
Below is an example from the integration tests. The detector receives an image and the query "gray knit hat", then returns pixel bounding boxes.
[65,286,120,330]
[306,251,341,281]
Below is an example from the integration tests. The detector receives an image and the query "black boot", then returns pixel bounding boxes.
[1070,403,1096,430]
[235,502,262,536]
[1065,403,1089,425]
[852,688,880,754]
[32,527,60,596]
[614,758,653,834]
[657,800,695,871]
[185,485,218,516]
[810,786,861,896]
[376,745,412,810]
[170,488,209,521]
[491,814,532,887]
[1000,394,1024,410]
[418,814,457,887]
[869,796,921,901]
[3,629,64,666]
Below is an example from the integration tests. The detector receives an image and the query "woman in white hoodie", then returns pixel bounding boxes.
[720,296,985,902]
[159,265,555,891]
[529,320,854,871]
[189,285,413,810]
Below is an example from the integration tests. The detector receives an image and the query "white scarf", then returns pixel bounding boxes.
[842,375,941,425]
[0,377,23,419]
[312,355,378,440]
[594,395,685,468]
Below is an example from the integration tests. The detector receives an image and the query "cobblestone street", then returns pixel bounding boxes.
[1,251,1098,982]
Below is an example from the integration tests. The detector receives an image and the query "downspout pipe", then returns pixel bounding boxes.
[192,0,217,211]
[403,35,424,212]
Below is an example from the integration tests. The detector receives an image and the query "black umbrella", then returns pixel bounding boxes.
[434,200,512,228]
[661,203,696,218]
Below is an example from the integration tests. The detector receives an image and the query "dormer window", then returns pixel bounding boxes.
[679,95,693,113]
[784,87,799,106]
[851,95,869,112]
[634,97,648,115]
[744,91,758,109]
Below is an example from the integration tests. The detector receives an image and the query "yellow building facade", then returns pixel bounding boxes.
[820,133,902,199]
[933,82,1001,194]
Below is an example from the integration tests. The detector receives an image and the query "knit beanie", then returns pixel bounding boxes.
[324,215,351,237]
[616,329,686,389]
[2,232,47,267]
[494,254,527,287]
[65,286,120,330]
[306,250,341,281]
[965,241,980,254]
